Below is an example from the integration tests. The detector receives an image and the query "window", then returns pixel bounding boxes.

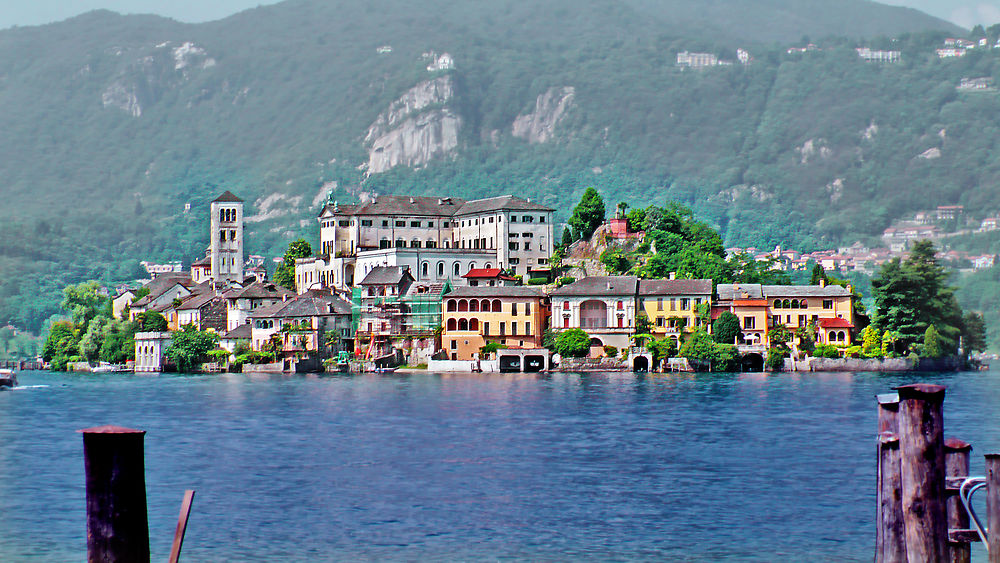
[510,216,517,223]
[563,301,569,310]
[525,302,531,314]
[422,263,428,277]
[484,322,490,336]
[509,242,519,251]
[410,240,421,248]
[564,317,570,328]
[426,240,436,248]
[395,239,405,248]
[670,299,676,311]
[523,216,533,222]
[512,303,517,316]
[438,262,445,277]
[617,300,624,310]
[453,263,461,276]
[525,322,531,335]
[475,219,479,225]
[511,322,517,335]
[362,219,373,226]
[500,322,506,335]
[442,221,450,227]
[395,220,405,227]
[450,340,457,350]
[798,315,806,327]
[540,216,546,223]
[382,220,389,227]
[657,298,663,311]
[823,300,833,309]
[681,298,690,310]
[743,317,756,330]
[538,258,547,265]
[524,243,532,251]
[657,317,665,327]
[339,220,350,227]
[509,258,520,265]
[380,239,391,249]
[489,217,494,223]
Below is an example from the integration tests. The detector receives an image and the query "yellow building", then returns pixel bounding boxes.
[442,286,549,361]
[637,279,712,342]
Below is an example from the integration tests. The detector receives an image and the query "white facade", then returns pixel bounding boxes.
[134,331,171,372]
[296,248,496,294]
[550,295,637,351]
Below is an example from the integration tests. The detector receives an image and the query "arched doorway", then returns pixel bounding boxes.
[589,337,604,359]
[633,355,649,372]
[741,353,764,372]
[345,265,355,286]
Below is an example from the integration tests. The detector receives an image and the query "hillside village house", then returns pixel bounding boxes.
[294,194,554,293]
[550,276,639,355]
[637,279,713,341]
[441,286,549,361]
[248,294,353,368]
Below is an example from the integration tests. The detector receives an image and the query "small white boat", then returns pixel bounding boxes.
[91,362,130,373]
[0,368,16,388]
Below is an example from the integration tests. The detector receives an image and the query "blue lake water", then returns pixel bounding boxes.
[2,370,999,561]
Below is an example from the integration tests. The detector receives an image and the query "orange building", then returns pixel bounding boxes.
[442,286,549,361]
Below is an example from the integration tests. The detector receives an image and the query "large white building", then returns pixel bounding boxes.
[295,194,554,293]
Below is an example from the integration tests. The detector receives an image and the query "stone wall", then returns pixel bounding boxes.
[556,356,628,371]
[807,355,966,372]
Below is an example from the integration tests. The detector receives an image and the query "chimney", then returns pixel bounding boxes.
[409,197,414,204]
[847,284,853,294]
[819,279,826,287]
[606,281,612,291]
[669,272,676,280]
[282,293,288,302]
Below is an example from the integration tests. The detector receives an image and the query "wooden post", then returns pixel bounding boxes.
[987,454,1000,563]
[945,438,972,563]
[168,490,196,563]
[80,425,150,563]
[896,383,949,563]
[876,393,905,563]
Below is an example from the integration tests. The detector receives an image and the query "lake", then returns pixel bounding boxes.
[2,369,999,561]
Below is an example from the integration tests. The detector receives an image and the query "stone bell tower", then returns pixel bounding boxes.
[209,191,244,284]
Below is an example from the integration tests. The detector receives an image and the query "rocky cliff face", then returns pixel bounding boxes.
[512,86,575,144]
[101,41,216,117]
[364,75,461,174]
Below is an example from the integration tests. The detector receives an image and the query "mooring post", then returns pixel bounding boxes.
[945,438,972,563]
[80,425,150,563]
[987,454,1000,563]
[896,383,949,562]
[876,393,905,563]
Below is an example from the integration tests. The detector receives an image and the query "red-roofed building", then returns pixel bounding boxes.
[462,268,517,287]
[817,317,854,347]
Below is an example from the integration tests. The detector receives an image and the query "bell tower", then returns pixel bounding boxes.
[209,191,244,284]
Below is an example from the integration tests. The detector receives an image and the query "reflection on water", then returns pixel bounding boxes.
[1,370,998,562]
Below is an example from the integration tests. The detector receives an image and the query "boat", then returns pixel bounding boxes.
[372,366,397,374]
[0,368,17,388]
[91,362,131,373]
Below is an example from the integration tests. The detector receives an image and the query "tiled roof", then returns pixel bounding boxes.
[319,194,552,218]
[213,190,243,203]
[550,276,638,297]
[221,324,252,340]
[226,281,294,300]
[360,266,410,286]
[249,296,352,318]
[818,317,854,329]
[456,195,553,215]
[638,279,712,296]
[445,286,546,298]
[175,293,221,310]
[761,285,852,297]
[717,284,763,300]
[404,282,449,298]
[462,268,514,279]
[192,255,212,267]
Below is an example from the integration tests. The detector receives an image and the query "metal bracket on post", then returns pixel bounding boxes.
[959,477,989,550]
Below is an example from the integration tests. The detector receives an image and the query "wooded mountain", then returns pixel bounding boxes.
[0,0,984,333]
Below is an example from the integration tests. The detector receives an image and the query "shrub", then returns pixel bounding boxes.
[844,345,863,358]
[480,341,506,357]
[712,312,741,344]
[813,344,840,359]
[713,344,740,372]
[557,276,576,287]
[603,345,618,357]
[527,277,548,285]
[766,348,787,371]
[554,328,591,357]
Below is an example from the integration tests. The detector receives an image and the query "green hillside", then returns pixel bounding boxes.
[0,0,983,334]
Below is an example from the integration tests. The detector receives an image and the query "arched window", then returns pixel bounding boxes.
[782,299,791,309]
[447,318,457,331]
[447,300,457,312]
[470,318,479,331]
[774,300,782,309]
[453,263,461,276]
[485,263,492,269]
[790,300,798,309]
[426,239,436,249]
[470,300,479,312]
[437,262,445,277]
[838,331,846,342]
[458,300,469,312]
[800,300,808,308]
[563,301,569,310]
[422,262,429,278]
[492,300,502,312]
[480,299,490,311]
[459,319,469,331]
[617,300,624,310]
[410,239,421,248]
[468,262,476,272]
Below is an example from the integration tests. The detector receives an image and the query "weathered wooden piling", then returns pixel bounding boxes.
[81,425,150,563]
[896,383,949,563]
[876,393,905,563]
[987,453,1000,563]
[944,438,972,563]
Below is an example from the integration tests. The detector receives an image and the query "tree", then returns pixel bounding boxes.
[871,240,963,354]
[679,329,716,361]
[712,312,741,344]
[42,320,80,371]
[881,330,901,357]
[99,321,135,364]
[560,226,573,249]
[646,337,678,363]
[554,328,591,357]
[567,188,605,241]
[767,325,792,350]
[61,281,108,331]
[810,263,827,285]
[860,325,881,358]
[962,312,987,354]
[479,341,506,358]
[165,325,220,373]
[274,239,313,290]
[0,326,14,358]
[635,313,651,335]
[600,248,631,275]
[923,324,942,358]
[78,316,111,361]
[139,311,168,332]
[713,344,740,371]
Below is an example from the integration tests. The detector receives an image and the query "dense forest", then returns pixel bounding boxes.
[5,0,1000,343]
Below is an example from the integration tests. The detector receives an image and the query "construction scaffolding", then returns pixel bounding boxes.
[351,281,451,359]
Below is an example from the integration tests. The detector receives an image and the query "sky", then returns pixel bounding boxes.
[0,0,998,30]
